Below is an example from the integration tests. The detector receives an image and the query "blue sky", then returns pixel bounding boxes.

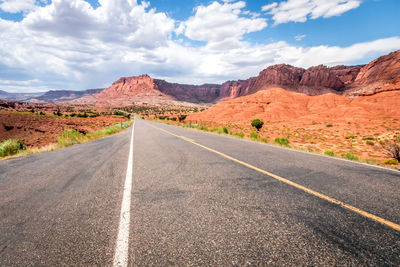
[0,0,399,92]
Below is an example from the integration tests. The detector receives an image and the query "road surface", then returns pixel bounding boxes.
[1,117,399,266]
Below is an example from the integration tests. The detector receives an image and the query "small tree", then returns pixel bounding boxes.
[251,119,264,131]
[178,114,187,122]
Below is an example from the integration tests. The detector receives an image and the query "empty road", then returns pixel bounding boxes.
[1,117,399,266]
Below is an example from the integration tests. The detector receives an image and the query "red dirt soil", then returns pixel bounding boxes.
[187,88,400,164]
[0,111,124,148]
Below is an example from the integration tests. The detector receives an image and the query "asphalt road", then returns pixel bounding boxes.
[1,117,399,266]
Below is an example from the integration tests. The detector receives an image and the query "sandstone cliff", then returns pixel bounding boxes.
[77,50,400,106]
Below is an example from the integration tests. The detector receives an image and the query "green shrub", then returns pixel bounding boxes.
[274,137,290,146]
[345,153,359,161]
[362,136,377,141]
[326,123,333,127]
[324,150,335,157]
[222,126,229,134]
[251,119,264,131]
[345,135,356,139]
[234,132,244,138]
[261,137,269,143]
[200,125,208,131]
[77,112,88,118]
[178,114,187,122]
[366,140,375,146]
[0,139,26,157]
[383,159,399,165]
[250,131,260,140]
[58,129,87,147]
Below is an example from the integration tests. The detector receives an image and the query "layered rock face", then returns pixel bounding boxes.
[345,50,400,96]
[81,50,399,106]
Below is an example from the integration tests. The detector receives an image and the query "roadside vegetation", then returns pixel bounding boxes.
[0,139,26,157]
[0,121,131,160]
[119,104,203,121]
[151,117,400,169]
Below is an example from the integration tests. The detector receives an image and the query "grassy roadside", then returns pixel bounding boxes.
[0,120,132,160]
[153,119,400,170]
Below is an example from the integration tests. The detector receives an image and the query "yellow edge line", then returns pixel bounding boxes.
[151,124,400,232]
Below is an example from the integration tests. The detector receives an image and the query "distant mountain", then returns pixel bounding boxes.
[0,88,105,103]
[74,50,400,106]
[0,90,44,101]
[32,89,104,103]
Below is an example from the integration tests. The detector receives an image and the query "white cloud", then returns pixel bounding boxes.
[264,0,362,25]
[261,2,277,11]
[0,0,399,93]
[0,0,36,13]
[178,1,267,49]
[295,34,306,41]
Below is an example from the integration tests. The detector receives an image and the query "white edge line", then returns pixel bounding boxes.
[147,120,400,174]
[113,122,135,267]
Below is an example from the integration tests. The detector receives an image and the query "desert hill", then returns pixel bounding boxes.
[187,87,400,124]
[76,50,400,106]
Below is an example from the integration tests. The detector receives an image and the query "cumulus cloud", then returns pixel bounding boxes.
[264,0,362,25]
[177,1,267,49]
[0,0,399,93]
[0,0,36,13]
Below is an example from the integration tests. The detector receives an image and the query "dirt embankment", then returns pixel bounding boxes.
[0,110,125,148]
[187,88,400,164]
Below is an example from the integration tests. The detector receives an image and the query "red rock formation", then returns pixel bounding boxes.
[345,50,400,96]
[329,65,363,85]
[154,79,221,103]
[299,65,345,93]
[251,64,305,92]
[187,87,400,125]
[73,50,399,106]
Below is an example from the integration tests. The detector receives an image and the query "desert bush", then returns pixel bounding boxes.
[362,136,377,141]
[178,114,187,122]
[77,112,88,118]
[261,137,269,143]
[274,137,290,146]
[380,137,400,161]
[0,139,26,157]
[345,152,359,161]
[251,119,264,131]
[326,123,333,127]
[58,129,87,147]
[89,113,99,118]
[250,131,260,140]
[39,111,45,116]
[345,135,356,139]
[234,132,244,138]
[383,159,399,165]
[222,126,229,134]
[324,150,335,157]
[366,140,375,146]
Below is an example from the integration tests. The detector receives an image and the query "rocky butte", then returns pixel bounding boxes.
[76,50,400,106]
